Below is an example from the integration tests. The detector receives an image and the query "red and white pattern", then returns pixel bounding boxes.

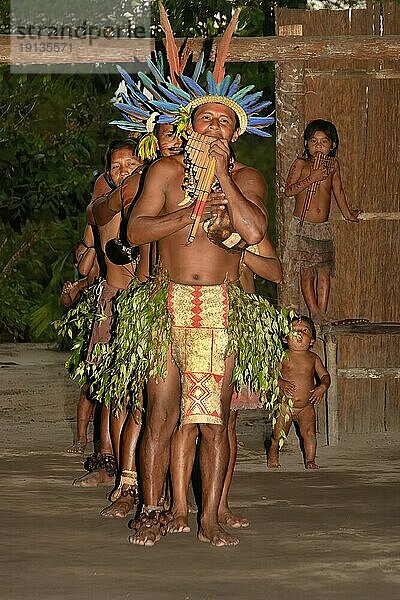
[168,282,228,425]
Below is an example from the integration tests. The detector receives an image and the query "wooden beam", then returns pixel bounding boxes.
[321,323,400,336]
[331,212,400,220]
[306,68,400,80]
[338,368,400,379]
[358,212,400,220]
[1,34,400,65]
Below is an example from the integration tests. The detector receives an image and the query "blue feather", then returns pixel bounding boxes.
[152,100,180,111]
[131,83,154,105]
[115,112,131,123]
[118,72,155,108]
[114,102,150,119]
[138,73,163,100]
[247,116,274,126]
[206,71,217,95]
[181,74,207,98]
[116,67,154,110]
[226,74,241,97]
[158,115,176,124]
[217,75,231,96]
[145,57,166,83]
[192,52,205,83]
[110,120,147,132]
[124,89,139,108]
[157,84,184,104]
[166,83,191,102]
[152,100,180,115]
[128,91,148,111]
[110,122,134,130]
[156,50,164,76]
[231,85,255,101]
[240,91,263,109]
[245,126,272,137]
[116,65,137,90]
[121,92,134,106]
[246,101,272,115]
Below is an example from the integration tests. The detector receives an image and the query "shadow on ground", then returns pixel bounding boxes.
[1,344,399,600]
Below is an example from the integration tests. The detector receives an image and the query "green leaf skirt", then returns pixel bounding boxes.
[56,273,293,417]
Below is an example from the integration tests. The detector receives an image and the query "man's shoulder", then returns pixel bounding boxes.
[233,162,262,177]
[150,155,183,172]
[233,163,267,205]
[233,163,265,187]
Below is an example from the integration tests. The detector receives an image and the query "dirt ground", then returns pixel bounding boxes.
[0,343,399,600]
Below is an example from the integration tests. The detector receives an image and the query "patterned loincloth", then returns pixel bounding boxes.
[284,215,335,278]
[167,282,229,426]
[86,280,122,362]
[89,272,292,417]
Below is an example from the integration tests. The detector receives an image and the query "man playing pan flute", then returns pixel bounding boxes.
[108,4,290,547]
[129,103,266,548]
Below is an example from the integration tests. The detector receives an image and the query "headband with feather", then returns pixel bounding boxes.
[112,2,274,141]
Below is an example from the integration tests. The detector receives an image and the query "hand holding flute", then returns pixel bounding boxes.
[300,152,335,225]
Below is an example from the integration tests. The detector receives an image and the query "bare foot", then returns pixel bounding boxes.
[100,491,137,518]
[218,509,250,529]
[306,461,320,470]
[73,469,114,487]
[66,439,87,454]
[128,508,171,547]
[128,524,162,547]
[167,514,191,534]
[198,523,239,547]
[267,460,281,468]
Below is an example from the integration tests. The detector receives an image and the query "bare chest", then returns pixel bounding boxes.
[282,352,315,380]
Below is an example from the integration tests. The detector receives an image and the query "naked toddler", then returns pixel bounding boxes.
[267,316,330,469]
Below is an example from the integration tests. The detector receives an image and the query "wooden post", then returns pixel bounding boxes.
[324,334,339,445]
[275,23,305,310]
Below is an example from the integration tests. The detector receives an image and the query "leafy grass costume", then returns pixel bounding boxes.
[60,271,291,420]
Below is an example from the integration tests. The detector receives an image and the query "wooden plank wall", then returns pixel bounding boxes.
[276,2,400,434]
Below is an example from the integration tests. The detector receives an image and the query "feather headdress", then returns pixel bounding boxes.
[112,2,274,144]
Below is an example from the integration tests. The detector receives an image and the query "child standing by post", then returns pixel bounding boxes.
[267,316,330,470]
[284,119,361,323]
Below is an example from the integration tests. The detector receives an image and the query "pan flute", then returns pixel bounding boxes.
[300,152,335,225]
[183,132,216,245]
